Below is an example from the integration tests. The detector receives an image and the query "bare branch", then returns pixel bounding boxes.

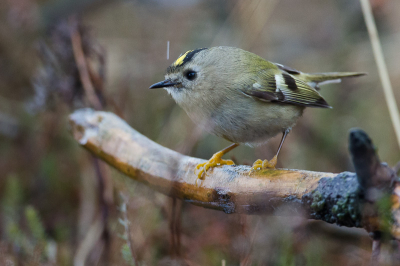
[69,109,400,239]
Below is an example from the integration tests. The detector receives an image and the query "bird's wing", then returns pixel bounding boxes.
[240,69,331,108]
[275,63,301,74]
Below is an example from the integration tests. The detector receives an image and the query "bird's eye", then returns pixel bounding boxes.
[184,70,197,81]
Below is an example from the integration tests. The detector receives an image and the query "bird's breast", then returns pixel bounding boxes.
[191,97,304,145]
[172,87,304,145]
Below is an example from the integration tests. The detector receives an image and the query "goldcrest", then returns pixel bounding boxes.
[150,46,364,180]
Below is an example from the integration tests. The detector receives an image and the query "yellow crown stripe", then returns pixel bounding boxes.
[172,50,193,67]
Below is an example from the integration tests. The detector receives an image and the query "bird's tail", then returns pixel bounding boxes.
[302,72,366,90]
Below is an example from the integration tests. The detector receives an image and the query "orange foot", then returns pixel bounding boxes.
[195,152,235,181]
[250,155,277,174]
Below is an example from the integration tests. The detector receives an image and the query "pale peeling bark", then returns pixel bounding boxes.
[69,108,400,238]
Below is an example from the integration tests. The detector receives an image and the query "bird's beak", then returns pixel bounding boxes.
[149,79,178,89]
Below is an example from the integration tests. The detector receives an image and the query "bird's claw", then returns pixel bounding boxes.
[249,155,278,175]
[195,153,235,181]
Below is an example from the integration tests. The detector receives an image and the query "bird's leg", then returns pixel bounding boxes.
[251,129,290,173]
[195,143,239,180]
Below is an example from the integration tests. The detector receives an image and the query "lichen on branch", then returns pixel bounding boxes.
[69,108,400,239]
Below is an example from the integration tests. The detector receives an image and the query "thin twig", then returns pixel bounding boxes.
[241,217,261,266]
[69,17,102,110]
[74,213,105,266]
[69,17,111,264]
[120,193,139,266]
[360,0,400,149]
[87,157,111,264]
[370,232,381,266]
[169,197,180,256]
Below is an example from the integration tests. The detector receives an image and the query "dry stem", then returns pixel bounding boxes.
[360,0,400,149]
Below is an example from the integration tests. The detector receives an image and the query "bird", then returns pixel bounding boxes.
[149,46,365,181]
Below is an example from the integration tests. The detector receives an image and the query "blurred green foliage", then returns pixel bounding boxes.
[1,175,57,263]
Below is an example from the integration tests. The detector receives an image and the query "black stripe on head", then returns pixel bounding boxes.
[180,48,207,66]
[282,73,298,91]
[167,48,208,74]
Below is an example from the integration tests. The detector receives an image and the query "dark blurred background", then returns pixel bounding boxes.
[0,0,399,265]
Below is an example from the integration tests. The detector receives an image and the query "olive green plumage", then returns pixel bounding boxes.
[149,46,365,146]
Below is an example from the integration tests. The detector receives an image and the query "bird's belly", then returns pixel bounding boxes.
[209,102,304,145]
